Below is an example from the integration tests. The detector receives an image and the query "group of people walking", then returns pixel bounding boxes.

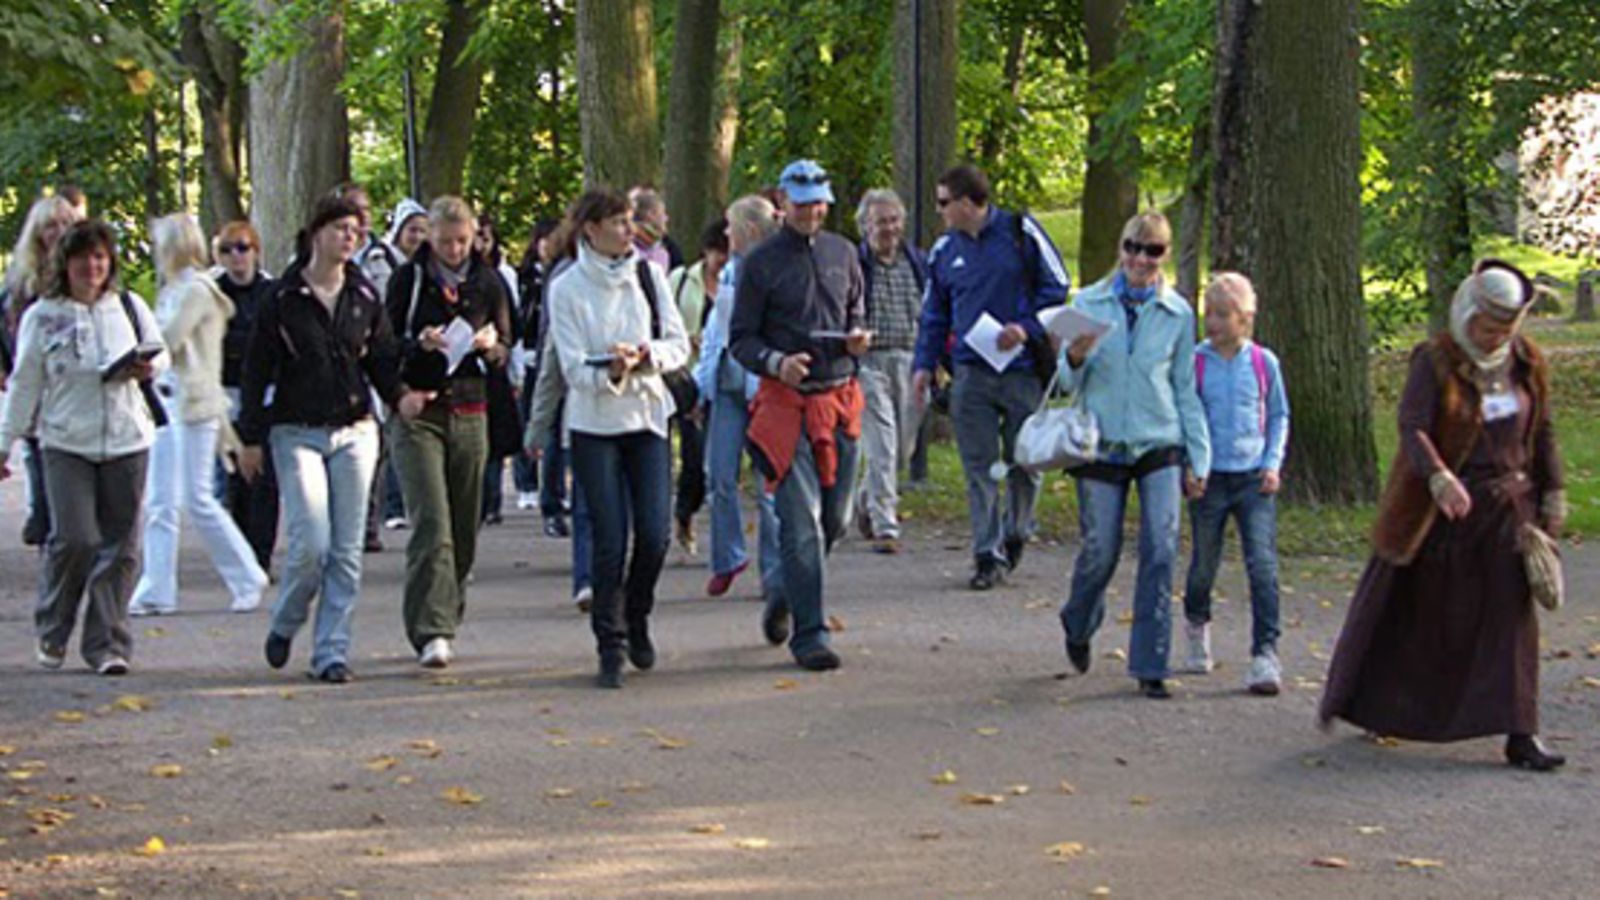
[0,157,1569,770]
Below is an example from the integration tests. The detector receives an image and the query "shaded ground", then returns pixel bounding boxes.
[1,480,1597,898]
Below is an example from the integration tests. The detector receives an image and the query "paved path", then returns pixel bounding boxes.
[2,480,1597,897]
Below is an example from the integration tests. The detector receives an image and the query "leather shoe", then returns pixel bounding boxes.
[1065,638,1091,674]
[626,623,656,670]
[796,647,841,671]
[597,652,625,689]
[762,598,790,646]
[316,663,353,684]
[1139,678,1172,699]
[969,559,1002,591]
[1004,536,1025,572]
[1506,734,1565,772]
[706,560,748,597]
[265,632,292,669]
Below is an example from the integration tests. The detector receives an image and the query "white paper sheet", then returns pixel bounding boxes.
[441,317,477,374]
[1038,305,1111,347]
[962,312,1025,373]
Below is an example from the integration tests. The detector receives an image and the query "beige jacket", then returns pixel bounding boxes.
[156,268,235,426]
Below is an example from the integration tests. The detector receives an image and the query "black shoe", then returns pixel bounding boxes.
[482,511,503,527]
[1066,638,1091,674]
[796,647,841,671]
[597,652,625,689]
[1003,536,1025,572]
[1139,678,1172,699]
[1506,735,1565,772]
[316,663,353,684]
[265,632,292,669]
[762,595,790,646]
[969,560,1001,591]
[544,516,571,538]
[626,623,656,670]
[21,519,47,547]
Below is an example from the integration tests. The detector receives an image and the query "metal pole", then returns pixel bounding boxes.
[912,0,923,248]
[403,67,421,200]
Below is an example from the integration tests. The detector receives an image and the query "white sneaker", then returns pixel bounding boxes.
[516,492,538,511]
[1245,650,1282,696]
[384,516,410,530]
[37,642,65,670]
[573,587,593,613]
[97,656,130,676]
[128,601,174,618]
[419,637,454,669]
[1182,621,1214,674]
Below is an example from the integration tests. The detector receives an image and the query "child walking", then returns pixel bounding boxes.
[1181,273,1290,694]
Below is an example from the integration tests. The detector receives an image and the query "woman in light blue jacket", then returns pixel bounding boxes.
[1054,211,1210,699]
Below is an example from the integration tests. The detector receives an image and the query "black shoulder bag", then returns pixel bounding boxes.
[119,291,168,428]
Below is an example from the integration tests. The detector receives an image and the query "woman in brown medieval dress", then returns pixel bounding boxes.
[1319,259,1566,771]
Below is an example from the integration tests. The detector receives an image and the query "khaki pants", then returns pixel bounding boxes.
[391,411,488,652]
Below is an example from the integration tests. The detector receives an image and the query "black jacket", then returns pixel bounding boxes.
[238,263,403,445]
[384,243,512,406]
[730,226,865,388]
[215,270,276,390]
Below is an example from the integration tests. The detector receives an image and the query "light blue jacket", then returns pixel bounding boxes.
[693,254,759,403]
[1057,275,1211,477]
[1195,338,1290,473]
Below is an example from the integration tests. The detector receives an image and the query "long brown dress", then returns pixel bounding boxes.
[1319,344,1562,741]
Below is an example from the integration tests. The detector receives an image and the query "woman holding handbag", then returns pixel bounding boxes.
[1320,260,1567,771]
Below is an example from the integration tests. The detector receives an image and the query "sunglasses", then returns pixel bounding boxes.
[1122,239,1167,259]
[219,242,255,255]
[935,196,955,208]
[785,173,831,186]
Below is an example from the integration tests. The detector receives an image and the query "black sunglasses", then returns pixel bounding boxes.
[935,196,954,208]
[1122,239,1167,258]
[785,173,831,186]
[218,242,254,255]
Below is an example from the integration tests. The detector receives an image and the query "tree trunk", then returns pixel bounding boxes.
[977,20,1026,170]
[893,0,960,249]
[1211,0,1376,503]
[143,103,164,225]
[419,0,487,200]
[179,4,246,236]
[248,2,350,271]
[663,0,721,260]
[576,0,660,190]
[1077,0,1139,282]
[1176,108,1209,304]
[1412,0,1472,333]
[1575,272,1598,322]
[707,21,742,216]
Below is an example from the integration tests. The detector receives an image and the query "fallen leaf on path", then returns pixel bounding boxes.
[408,740,443,758]
[334,891,360,899]
[688,823,726,835]
[589,798,612,809]
[6,770,33,781]
[1129,795,1152,807]
[1370,736,1402,748]
[1301,756,1327,768]
[544,788,575,799]
[44,854,72,865]
[1355,825,1386,836]
[53,711,86,724]
[87,795,108,810]
[27,807,74,833]
[1311,856,1350,869]
[1115,611,1133,625]
[1586,642,1600,659]
[211,734,234,750]
[641,728,689,750]
[440,787,483,806]
[134,836,167,857]
[1058,780,1077,795]
[143,627,167,638]
[930,770,959,785]
[278,690,297,701]
[46,793,74,803]
[959,792,1005,806]
[1395,857,1444,870]
[148,764,183,779]
[1104,648,1127,662]
[1088,886,1112,896]
[364,755,400,772]
[394,775,415,786]
[1579,676,1600,689]
[364,847,387,857]
[0,745,14,756]
[733,838,771,850]
[974,727,1000,737]
[618,781,651,794]
[1045,841,1086,859]
[588,737,613,747]
[826,615,846,632]
[1009,784,1031,796]
[112,695,154,713]
[774,678,799,691]
[547,738,572,748]
[428,677,461,687]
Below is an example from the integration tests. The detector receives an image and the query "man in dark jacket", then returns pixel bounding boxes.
[730,159,870,672]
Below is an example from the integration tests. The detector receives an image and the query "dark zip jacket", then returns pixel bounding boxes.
[215,270,276,389]
[384,242,512,407]
[730,226,865,388]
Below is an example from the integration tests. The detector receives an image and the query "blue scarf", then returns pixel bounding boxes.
[1114,270,1156,338]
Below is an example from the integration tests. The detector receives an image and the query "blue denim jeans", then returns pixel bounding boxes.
[570,475,603,595]
[951,365,1042,564]
[771,419,859,658]
[1183,469,1281,656]
[1060,465,1183,680]
[540,403,568,518]
[569,430,671,655]
[706,387,783,597]
[269,420,379,676]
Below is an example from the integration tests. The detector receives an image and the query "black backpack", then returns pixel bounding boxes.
[636,259,698,412]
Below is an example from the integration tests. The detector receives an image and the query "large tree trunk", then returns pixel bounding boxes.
[1211,0,1376,503]
[179,4,247,236]
[1412,0,1472,332]
[663,0,721,260]
[576,0,660,190]
[248,3,350,271]
[143,103,164,224]
[977,19,1026,170]
[893,0,959,249]
[1078,0,1139,282]
[707,21,742,216]
[419,0,487,200]
[1176,108,1209,304]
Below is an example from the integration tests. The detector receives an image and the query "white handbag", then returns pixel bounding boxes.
[1014,381,1098,473]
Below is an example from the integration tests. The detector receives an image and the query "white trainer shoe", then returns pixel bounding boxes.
[97,656,130,676]
[419,637,454,669]
[1245,650,1282,696]
[37,642,65,670]
[1182,621,1214,674]
[128,601,175,618]
[516,491,538,511]
[573,587,593,614]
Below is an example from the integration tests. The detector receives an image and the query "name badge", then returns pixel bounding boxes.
[1481,388,1519,422]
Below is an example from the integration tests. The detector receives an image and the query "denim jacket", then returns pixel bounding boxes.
[1057,275,1211,477]
[694,255,760,403]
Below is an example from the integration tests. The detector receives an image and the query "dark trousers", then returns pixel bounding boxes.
[569,430,671,657]
[1183,469,1282,657]
[540,402,568,518]
[225,433,279,570]
[673,410,705,526]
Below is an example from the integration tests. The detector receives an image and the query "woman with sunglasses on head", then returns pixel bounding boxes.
[212,221,280,575]
[1054,211,1211,700]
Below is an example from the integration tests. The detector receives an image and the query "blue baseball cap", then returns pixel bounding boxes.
[778,159,835,205]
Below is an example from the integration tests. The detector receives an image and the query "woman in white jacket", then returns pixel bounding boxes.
[0,221,166,675]
[549,188,689,688]
[129,214,268,616]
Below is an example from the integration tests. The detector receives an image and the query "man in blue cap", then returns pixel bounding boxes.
[729,160,871,671]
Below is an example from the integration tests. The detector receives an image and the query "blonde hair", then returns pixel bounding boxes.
[1108,210,1173,282]
[1205,271,1258,317]
[428,195,477,228]
[5,195,83,299]
[151,213,210,282]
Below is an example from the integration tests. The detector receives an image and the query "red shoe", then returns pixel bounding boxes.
[706,560,749,597]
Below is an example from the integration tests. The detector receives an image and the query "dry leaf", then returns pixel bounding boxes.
[440,786,483,806]
[112,695,154,713]
[364,846,387,857]
[589,798,613,809]
[394,775,415,786]
[547,738,572,748]
[774,678,800,691]
[1396,857,1444,869]
[0,745,14,756]
[1355,825,1386,836]
[134,836,167,857]
[211,734,234,750]
[1129,795,1152,807]
[914,829,943,841]
[1311,856,1351,869]
[1088,886,1112,896]
[1115,611,1134,625]
[334,891,360,899]
[1370,736,1402,748]
[974,727,1000,737]
[364,755,400,772]
[1009,784,1031,796]
[618,781,651,794]
[733,838,771,850]
[544,788,575,799]
[408,740,444,758]
[1579,676,1600,689]
[641,728,690,750]
[149,764,183,779]
[1058,780,1077,795]
[958,792,1005,806]
[826,615,846,632]
[428,677,461,687]
[689,823,726,835]
[278,689,297,700]
[143,627,167,638]
[588,737,614,747]
[1104,648,1127,662]
[1046,841,1086,860]
[930,770,959,785]
[54,711,87,724]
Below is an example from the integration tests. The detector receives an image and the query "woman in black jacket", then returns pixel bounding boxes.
[384,195,513,670]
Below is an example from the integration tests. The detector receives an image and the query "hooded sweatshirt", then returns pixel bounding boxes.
[156,267,236,424]
[385,198,428,251]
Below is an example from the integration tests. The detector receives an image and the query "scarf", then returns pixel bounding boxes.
[1448,266,1527,375]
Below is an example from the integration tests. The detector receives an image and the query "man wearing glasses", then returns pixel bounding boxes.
[729,160,870,672]
[912,164,1071,591]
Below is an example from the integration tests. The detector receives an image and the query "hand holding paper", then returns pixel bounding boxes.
[962,312,1025,373]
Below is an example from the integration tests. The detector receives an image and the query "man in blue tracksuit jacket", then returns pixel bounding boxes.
[912,164,1070,590]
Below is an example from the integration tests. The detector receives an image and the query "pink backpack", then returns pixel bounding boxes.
[1195,344,1269,435]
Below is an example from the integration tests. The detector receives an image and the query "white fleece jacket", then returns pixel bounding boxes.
[0,290,168,462]
[156,267,235,425]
